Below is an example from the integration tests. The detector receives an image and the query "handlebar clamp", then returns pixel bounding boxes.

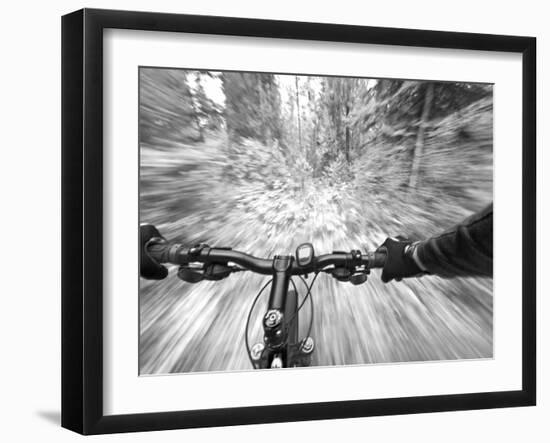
[350,249,362,266]
[328,249,370,285]
[177,263,233,283]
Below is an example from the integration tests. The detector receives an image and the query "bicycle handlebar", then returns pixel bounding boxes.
[147,241,386,276]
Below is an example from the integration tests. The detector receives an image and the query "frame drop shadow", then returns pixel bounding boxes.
[36,410,61,426]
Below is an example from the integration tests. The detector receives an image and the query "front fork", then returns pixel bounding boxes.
[249,255,315,369]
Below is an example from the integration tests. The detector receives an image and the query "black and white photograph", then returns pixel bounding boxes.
[54,5,538,437]
[139,68,493,374]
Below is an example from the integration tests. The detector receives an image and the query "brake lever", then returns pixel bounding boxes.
[349,273,368,285]
[203,264,233,281]
[177,263,237,283]
[330,267,351,282]
[329,267,369,285]
[177,265,205,283]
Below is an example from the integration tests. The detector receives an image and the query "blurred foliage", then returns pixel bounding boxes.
[140,68,223,145]
[139,69,493,374]
[223,72,283,144]
[139,68,197,144]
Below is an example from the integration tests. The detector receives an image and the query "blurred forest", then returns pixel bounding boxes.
[139,68,493,374]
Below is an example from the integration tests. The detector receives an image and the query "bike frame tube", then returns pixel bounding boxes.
[268,255,293,311]
[268,271,290,312]
[261,255,294,367]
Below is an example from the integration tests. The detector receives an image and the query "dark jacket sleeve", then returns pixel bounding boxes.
[416,203,493,278]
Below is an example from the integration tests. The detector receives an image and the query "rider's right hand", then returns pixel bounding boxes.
[140,224,169,280]
[376,237,425,283]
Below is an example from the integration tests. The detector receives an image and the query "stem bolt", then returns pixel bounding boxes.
[264,309,283,328]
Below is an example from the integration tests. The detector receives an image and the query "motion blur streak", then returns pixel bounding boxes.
[139,68,493,374]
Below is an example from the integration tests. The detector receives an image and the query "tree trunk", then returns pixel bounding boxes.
[194,113,204,142]
[409,82,434,189]
[295,76,302,150]
[257,78,264,142]
[345,104,350,163]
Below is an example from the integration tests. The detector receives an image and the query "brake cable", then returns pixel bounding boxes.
[284,272,319,349]
[244,278,273,369]
[298,273,316,351]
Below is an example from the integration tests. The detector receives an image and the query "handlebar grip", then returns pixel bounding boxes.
[146,241,189,266]
[368,249,387,268]
[146,240,171,264]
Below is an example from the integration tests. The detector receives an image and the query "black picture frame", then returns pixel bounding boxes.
[61,8,536,435]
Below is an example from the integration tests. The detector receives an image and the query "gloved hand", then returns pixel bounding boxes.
[140,224,168,280]
[376,237,425,283]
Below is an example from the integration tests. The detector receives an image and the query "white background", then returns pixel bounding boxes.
[0,0,546,442]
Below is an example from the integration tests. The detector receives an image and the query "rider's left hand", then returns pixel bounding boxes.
[140,224,169,280]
